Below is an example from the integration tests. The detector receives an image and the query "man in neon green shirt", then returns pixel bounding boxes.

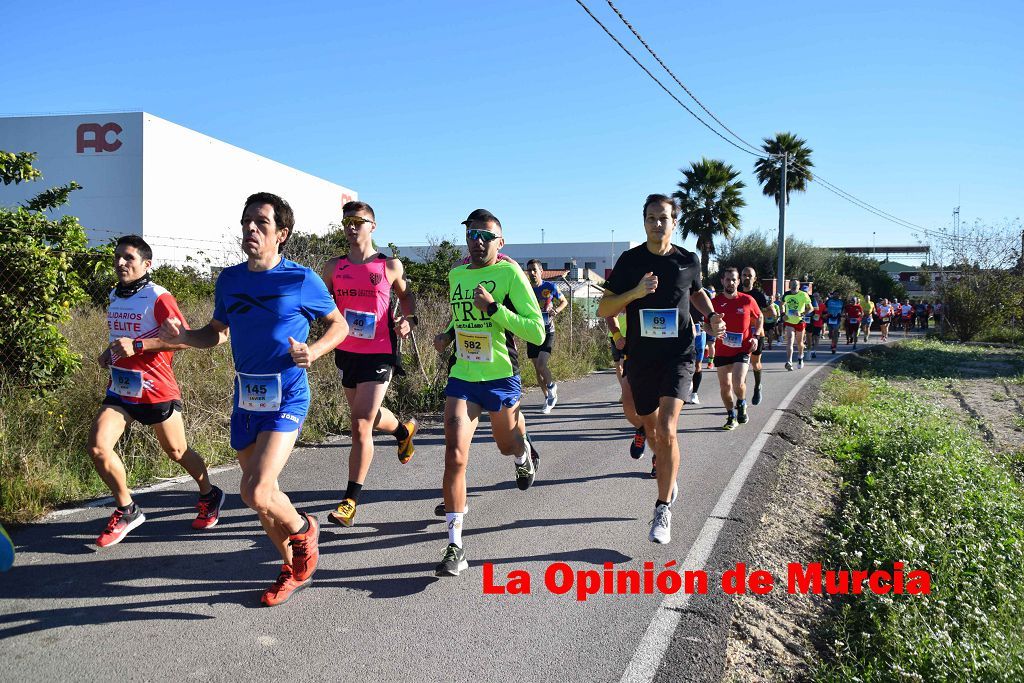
[781,280,813,370]
[432,209,545,577]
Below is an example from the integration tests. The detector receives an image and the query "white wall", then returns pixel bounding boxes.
[0,113,143,246]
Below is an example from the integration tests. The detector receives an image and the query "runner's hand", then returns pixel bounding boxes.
[394,314,412,339]
[614,337,626,351]
[707,313,726,338]
[473,284,494,311]
[97,349,111,369]
[748,336,759,353]
[433,332,452,353]
[632,272,658,299]
[288,336,314,368]
[110,337,135,358]
[159,317,186,344]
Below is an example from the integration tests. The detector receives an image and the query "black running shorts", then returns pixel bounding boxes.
[626,357,695,416]
[102,395,182,426]
[714,353,750,368]
[334,350,395,389]
[527,328,554,359]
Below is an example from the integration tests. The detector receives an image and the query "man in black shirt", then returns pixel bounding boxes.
[598,194,724,545]
[739,267,771,406]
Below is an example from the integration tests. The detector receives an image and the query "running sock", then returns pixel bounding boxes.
[446,512,464,547]
[514,448,529,466]
[728,410,736,418]
[199,487,218,500]
[753,369,762,389]
[344,481,363,503]
[691,371,703,392]
[294,515,310,536]
[117,502,137,514]
[393,422,410,442]
[737,400,746,408]
[655,499,669,509]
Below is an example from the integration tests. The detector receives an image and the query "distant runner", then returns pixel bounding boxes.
[738,267,771,405]
[712,268,762,430]
[525,259,567,414]
[781,279,813,370]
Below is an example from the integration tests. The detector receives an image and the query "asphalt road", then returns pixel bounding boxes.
[0,338,875,682]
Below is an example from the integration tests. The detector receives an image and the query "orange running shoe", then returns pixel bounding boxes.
[397,417,418,464]
[261,564,310,607]
[289,513,319,581]
[192,486,225,530]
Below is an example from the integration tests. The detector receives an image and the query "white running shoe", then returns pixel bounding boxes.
[688,392,700,405]
[649,504,672,544]
[541,395,554,414]
[548,383,558,405]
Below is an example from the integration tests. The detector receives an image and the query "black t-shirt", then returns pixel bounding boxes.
[604,244,702,362]
[740,286,770,310]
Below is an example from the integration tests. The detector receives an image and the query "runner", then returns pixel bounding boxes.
[781,279,813,370]
[703,286,716,369]
[597,194,723,544]
[845,296,864,347]
[0,523,14,572]
[738,267,771,405]
[686,296,708,406]
[525,259,567,414]
[713,268,762,430]
[89,235,223,548]
[432,209,545,577]
[901,299,914,337]
[160,192,348,606]
[762,297,779,350]
[862,294,875,343]
[606,312,646,459]
[808,292,826,358]
[321,201,419,528]
[916,299,929,330]
[876,298,893,342]
[825,290,845,353]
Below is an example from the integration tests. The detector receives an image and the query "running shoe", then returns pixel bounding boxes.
[650,454,657,479]
[261,564,310,607]
[541,394,554,414]
[288,513,319,582]
[723,415,736,431]
[515,454,536,491]
[0,524,14,572]
[853,343,858,350]
[688,392,700,405]
[548,383,558,406]
[649,504,672,544]
[192,486,225,530]
[528,436,540,473]
[629,427,647,459]
[96,505,146,548]
[751,386,762,406]
[797,358,804,369]
[831,347,836,354]
[811,350,817,359]
[434,502,469,517]
[397,417,418,464]
[328,498,357,527]
[435,543,468,577]
[785,361,793,371]
[706,360,713,370]
[737,404,748,424]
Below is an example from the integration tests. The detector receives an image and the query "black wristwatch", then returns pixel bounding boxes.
[408,314,419,326]
[132,339,145,353]
[486,301,499,316]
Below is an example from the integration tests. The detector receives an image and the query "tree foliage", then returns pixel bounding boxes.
[390,238,465,298]
[673,158,746,280]
[753,132,814,206]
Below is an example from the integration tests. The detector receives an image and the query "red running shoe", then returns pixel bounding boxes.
[261,564,310,607]
[192,486,225,530]
[288,513,319,581]
[96,506,146,548]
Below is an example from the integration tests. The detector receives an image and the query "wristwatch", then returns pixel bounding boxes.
[133,339,144,353]
[486,302,499,316]
[408,314,419,326]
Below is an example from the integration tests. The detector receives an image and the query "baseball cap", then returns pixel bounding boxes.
[461,209,502,228]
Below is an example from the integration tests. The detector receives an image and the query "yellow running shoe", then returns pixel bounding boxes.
[397,417,418,464]
[328,498,357,527]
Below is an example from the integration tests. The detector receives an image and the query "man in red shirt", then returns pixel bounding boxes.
[90,235,223,548]
[712,268,762,430]
[845,296,865,347]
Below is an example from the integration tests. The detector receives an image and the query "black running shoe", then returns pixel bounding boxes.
[434,543,468,577]
[629,427,646,459]
[751,386,762,406]
[515,455,536,491]
[737,404,749,424]
[723,415,737,431]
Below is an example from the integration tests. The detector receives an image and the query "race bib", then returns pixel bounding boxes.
[848,318,860,325]
[344,309,378,340]
[237,372,282,412]
[802,314,812,324]
[828,316,840,326]
[110,367,144,398]
[455,330,493,363]
[640,309,679,338]
[787,307,798,317]
[723,331,744,348]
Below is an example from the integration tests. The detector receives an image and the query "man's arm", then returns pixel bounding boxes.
[596,273,657,317]
[551,291,568,317]
[388,258,418,339]
[288,308,348,368]
[690,289,725,337]
[159,318,230,349]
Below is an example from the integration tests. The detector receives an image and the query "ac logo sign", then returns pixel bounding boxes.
[77,123,123,153]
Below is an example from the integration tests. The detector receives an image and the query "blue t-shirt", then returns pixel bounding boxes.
[533,280,563,329]
[213,258,337,415]
[825,297,845,320]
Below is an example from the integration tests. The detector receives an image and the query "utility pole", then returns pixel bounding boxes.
[541,227,545,245]
[775,152,788,297]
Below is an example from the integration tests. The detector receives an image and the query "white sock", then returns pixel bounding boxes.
[446,512,464,547]
[514,446,528,466]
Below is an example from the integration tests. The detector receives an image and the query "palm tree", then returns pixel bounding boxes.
[753,132,814,206]
[673,158,746,280]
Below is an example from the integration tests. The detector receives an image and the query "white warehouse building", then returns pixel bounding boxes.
[0,112,357,267]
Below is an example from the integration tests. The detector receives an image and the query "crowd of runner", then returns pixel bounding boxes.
[0,192,920,599]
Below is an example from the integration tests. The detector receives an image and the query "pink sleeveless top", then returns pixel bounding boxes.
[331,254,394,354]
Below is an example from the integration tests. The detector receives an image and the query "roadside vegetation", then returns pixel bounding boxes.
[811,340,1024,681]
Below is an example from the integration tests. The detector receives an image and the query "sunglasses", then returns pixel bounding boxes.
[466,229,499,243]
[341,216,374,227]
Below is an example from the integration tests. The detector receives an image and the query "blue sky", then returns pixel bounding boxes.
[3,0,1021,252]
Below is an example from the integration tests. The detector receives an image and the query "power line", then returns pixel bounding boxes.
[604,0,768,158]
[572,0,769,160]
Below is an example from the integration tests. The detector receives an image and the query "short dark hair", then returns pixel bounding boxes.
[643,194,678,221]
[115,234,152,261]
[342,200,375,220]
[526,259,543,270]
[244,192,294,252]
[721,267,739,278]
[462,208,502,229]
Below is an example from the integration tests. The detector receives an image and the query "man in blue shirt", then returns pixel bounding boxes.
[824,291,846,354]
[161,192,348,607]
[525,259,567,413]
